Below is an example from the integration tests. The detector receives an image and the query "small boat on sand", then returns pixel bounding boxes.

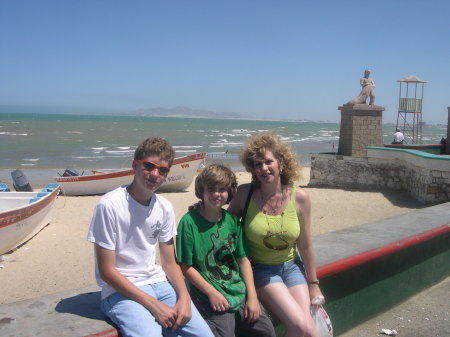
[54,152,206,196]
[0,183,60,255]
[0,183,10,192]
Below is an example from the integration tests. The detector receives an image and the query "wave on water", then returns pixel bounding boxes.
[173,145,203,149]
[105,150,134,154]
[210,141,243,147]
[66,131,84,134]
[74,156,106,159]
[221,133,252,138]
[0,131,28,136]
[230,129,254,134]
[23,158,39,162]
[287,136,340,143]
[175,150,197,153]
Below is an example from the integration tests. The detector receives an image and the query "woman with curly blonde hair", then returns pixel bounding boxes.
[227,132,323,337]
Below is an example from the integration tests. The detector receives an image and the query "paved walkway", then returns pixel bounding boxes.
[340,277,450,337]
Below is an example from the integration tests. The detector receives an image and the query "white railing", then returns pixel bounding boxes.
[399,98,422,113]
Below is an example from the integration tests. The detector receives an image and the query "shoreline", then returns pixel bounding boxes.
[0,162,312,191]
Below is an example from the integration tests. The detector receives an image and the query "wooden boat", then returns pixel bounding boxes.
[0,183,60,255]
[54,152,206,196]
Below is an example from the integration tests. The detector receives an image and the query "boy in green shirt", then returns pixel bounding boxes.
[176,164,275,337]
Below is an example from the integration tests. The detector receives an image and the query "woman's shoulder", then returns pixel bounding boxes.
[223,208,240,221]
[235,183,254,200]
[237,182,252,192]
[228,183,253,217]
[293,186,311,205]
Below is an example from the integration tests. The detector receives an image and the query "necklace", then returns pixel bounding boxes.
[263,212,289,251]
[259,187,286,215]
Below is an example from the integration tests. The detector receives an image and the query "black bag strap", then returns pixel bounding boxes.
[241,184,254,223]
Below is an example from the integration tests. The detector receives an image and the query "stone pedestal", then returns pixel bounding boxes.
[338,104,385,157]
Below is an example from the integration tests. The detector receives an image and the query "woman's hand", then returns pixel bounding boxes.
[244,296,261,323]
[309,284,325,307]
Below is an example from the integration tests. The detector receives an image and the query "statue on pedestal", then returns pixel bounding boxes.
[346,69,375,106]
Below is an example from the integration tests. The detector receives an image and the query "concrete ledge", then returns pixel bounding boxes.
[314,202,450,266]
[1,203,449,337]
[0,285,115,336]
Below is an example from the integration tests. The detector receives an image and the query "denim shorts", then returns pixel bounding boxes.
[252,257,307,289]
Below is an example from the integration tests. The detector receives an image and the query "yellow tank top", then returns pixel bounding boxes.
[244,186,300,264]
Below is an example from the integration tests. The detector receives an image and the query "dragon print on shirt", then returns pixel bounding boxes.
[205,226,238,282]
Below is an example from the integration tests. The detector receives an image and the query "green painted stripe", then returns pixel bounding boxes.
[367,146,450,161]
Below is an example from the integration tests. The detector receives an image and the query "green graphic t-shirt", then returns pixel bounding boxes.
[176,209,248,311]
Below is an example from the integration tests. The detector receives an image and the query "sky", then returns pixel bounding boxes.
[1,0,449,124]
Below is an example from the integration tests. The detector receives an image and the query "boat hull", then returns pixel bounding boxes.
[54,153,206,196]
[0,186,60,255]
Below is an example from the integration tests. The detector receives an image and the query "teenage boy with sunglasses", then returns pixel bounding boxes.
[88,137,213,337]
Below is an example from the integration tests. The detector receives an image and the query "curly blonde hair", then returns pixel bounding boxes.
[240,132,301,187]
[195,164,238,204]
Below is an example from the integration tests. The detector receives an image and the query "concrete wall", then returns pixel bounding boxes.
[309,147,450,204]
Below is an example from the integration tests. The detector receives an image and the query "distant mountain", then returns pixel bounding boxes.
[0,104,253,119]
[129,106,253,119]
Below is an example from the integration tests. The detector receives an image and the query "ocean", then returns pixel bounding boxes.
[0,112,446,186]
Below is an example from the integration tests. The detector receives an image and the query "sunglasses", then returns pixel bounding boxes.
[138,160,170,174]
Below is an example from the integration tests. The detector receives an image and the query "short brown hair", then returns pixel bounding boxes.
[134,137,175,165]
[195,164,237,204]
[240,132,301,187]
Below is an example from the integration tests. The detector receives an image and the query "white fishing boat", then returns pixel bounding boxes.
[0,183,60,255]
[54,152,206,196]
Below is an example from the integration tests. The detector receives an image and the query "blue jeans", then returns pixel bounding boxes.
[101,281,214,337]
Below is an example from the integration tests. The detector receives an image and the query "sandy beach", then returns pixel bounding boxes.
[0,168,424,304]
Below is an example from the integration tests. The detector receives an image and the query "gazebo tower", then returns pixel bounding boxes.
[396,75,426,144]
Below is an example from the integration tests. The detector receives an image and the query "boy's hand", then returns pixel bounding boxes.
[171,295,192,331]
[208,290,229,312]
[244,297,261,323]
[148,301,178,330]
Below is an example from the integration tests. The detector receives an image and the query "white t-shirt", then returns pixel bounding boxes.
[87,186,176,299]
